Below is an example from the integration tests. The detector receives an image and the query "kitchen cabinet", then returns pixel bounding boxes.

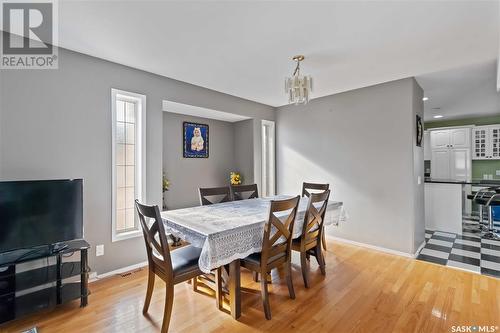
[424,131,431,160]
[431,149,450,179]
[430,127,470,150]
[472,125,500,160]
[431,149,470,181]
[430,127,471,181]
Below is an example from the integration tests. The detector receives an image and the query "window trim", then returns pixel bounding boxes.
[261,120,275,197]
[111,88,147,242]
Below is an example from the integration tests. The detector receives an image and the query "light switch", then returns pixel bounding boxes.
[96,244,104,256]
[417,176,421,185]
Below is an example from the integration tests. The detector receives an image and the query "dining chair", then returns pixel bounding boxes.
[231,184,259,201]
[302,182,330,250]
[240,195,300,320]
[197,186,231,308]
[292,190,330,288]
[135,200,204,333]
[199,186,232,205]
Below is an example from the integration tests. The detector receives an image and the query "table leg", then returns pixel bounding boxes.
[228,259,241,319]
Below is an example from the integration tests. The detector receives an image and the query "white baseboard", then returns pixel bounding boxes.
[89,261,148,283]
[414,240,426,257]
[326,235,420,258]
[88,238,426,283]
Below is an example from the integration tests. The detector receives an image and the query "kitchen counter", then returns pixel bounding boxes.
[425,181,465,234]
[425,178,500,186]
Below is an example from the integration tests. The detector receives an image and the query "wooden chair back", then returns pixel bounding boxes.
[261,196,300,270]
[135,200,173,278]
[301,190,330,247]
[302,182,329,197]
[199,186,232,206]
[231,184,259,201]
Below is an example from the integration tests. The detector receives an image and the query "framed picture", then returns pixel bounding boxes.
[183,122,209,158]
[416,115,423,147]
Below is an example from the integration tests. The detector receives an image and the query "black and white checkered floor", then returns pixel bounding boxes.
[417,218,500,278]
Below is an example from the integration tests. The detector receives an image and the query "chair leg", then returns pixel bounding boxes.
[285,262,295,300]
[161,284,174,333]
[322,232,327,250]
[300,252,309,288]
[192,277,197,291]
[215,269,223,310]
[260,273,272,320]
[143,270,155,314]
[316,246,326,275]
[252,271,259,282]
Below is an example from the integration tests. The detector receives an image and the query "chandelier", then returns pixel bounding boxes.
[285,55,313,105]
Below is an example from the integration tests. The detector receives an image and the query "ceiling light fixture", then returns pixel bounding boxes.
[433,115,443,119]
[285,55,313,105]
[423,97,429,101]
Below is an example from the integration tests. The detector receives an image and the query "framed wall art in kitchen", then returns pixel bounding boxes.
[416,115,423,147]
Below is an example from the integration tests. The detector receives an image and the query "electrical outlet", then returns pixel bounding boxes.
[496,170,500,176]
[96,244,104,257]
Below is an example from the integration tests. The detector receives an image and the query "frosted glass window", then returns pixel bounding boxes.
[125,144,135,165]
[113,92,143,235]
[116,144,125,165]
[116,209,126,231]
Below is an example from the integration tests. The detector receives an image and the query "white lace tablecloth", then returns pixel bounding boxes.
[161,196,345,273]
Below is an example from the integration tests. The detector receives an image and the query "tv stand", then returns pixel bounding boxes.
[0,239,90,324]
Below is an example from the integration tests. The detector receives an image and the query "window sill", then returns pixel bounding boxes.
[112,229,142,242]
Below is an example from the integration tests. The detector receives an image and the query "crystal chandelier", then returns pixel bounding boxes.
[285,55,313,105]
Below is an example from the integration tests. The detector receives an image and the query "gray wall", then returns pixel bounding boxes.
[276,78,425,255]
[233,119,255,185]
[0,43,274,274]
[411,79,426,253]
[162,113,237,209]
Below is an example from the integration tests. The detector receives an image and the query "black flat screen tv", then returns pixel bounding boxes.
[0,179,83,253]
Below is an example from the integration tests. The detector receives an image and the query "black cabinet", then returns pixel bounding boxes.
[0,239,90,324]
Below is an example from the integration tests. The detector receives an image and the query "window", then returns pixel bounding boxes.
[261,120,275,197]
[111,89,146,242]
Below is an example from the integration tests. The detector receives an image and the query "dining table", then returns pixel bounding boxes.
[160,195,345,319]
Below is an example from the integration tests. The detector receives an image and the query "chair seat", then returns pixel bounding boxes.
[171,245,202,276]
[242,251,286,267]
[486,198,500,206]
[475,195,500,206]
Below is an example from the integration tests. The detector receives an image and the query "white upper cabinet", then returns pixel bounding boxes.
[430,127,470,150]
[491,126,500,158]
[450,128,470,148]
[472,127,488,159]
[430,130,450,149]
[472,125,500,160]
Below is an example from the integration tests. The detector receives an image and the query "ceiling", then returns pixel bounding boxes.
[17,1,500,107]
[416,60,500,122]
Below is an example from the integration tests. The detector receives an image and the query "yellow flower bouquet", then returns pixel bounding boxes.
[230,172,242,185]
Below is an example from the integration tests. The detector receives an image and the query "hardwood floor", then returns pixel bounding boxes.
[2,240,499,333]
